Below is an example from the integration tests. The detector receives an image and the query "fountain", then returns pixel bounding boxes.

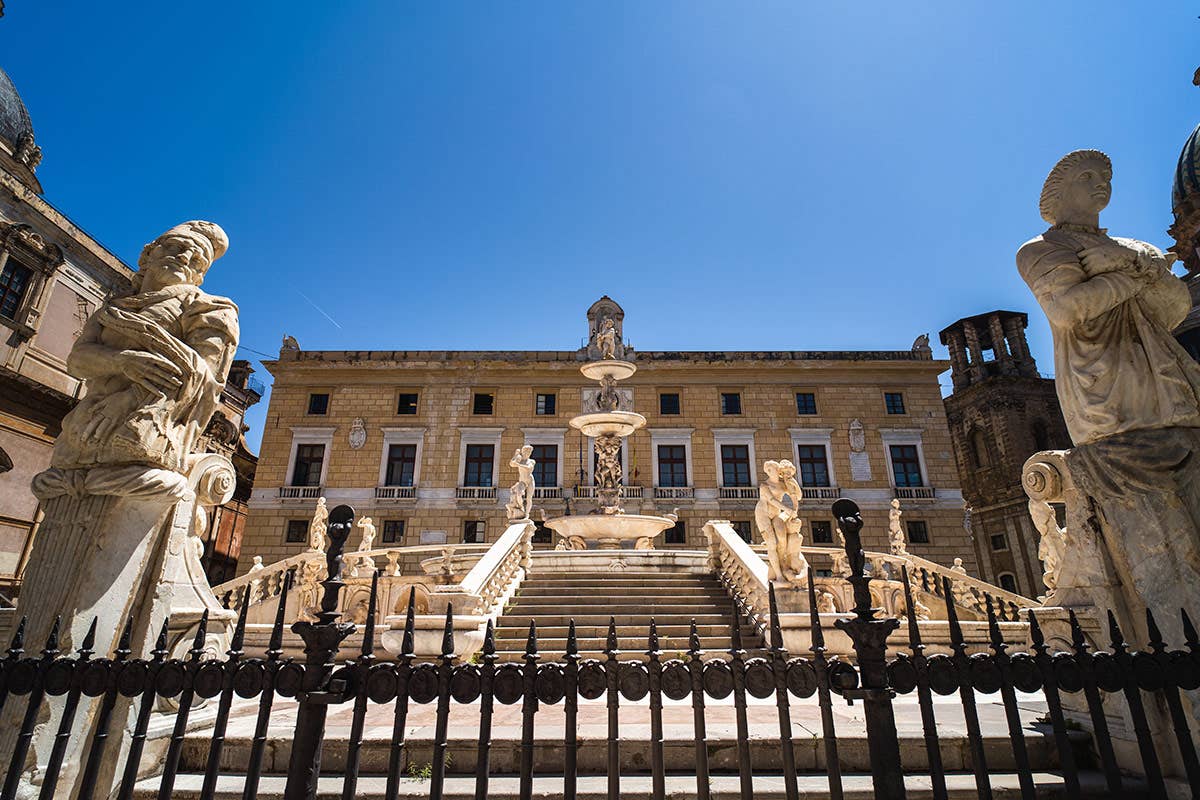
[545,317,676,550]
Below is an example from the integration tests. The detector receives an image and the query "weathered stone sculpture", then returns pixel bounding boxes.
[1018,149,1200,644]
[754,460,809,586]
[595,317,618,359]
[505,445,536,522]
[887,498,907,555]
[6,220,240,797]
[309,497,329,552]
[1028,499,1066,601]
[350,516,377,577]
[247,555,265,604]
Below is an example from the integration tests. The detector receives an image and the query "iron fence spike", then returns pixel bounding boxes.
[688,618,701,655]
[230,587,251,654]
[80,617,98,656]
[524,620,538,659]
[606,616,618,654]
[729,596,744,653]
[1144,607,1166,653]
[566,619,578,657]
[441,602,455,658]
[900,563,923,651]
[1027,610,1046,651]
[1067,608,1088,653]
[767,582,784,652]
[1182,608,1198,647]
[361,569,380,658]
[648,618,660,656]
[43,616,61,656]
[942,576,965,651]
[8,615,25,655]
[116,615,135,659]
[1106,609,1127,653]
[483,617,496,657]
[190,609,210,660]
[401,589,416,658]
[806,569,825,649]
[267,569,291,656]
[985,596,1005,654]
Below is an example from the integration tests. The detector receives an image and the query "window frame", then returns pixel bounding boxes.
[810,519,834,544]
[0,256,33,321]
[378,427,426,489]
[307,392,330,416]
[457,427,503,489]
[906,519,930,544]
[884,392,907,415]
[381,519,406,544]
[998,572,1018,593]
[712,429,758,488]
[658,391,682,416]
[719,390,743,416]
[794,391,818,416]
[534,391,557,416]
[788,428,837,490]
[880,429,930,490]
[396,391,420,416]
[794,443,832,488]
[522,427,567,490]
[463,520,487,544]
[472,391,496,416]
[990,532,1009,552]
[284,427,335,489]
[384,442,419,487]
[285,519,309,544]
[731,520,754,543]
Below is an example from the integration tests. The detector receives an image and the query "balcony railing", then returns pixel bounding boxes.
[375,485,416,500]
[278,486,321,499]
[654,486,695,500]
[718,486,758,500]
[572,485,645,499]
[894,486,936,500]
[804,486,841,501]
[533,486,563,500]
[456,486,497,500]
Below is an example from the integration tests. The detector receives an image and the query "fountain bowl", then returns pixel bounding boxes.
[569,410,646,438]
[545,513,676,550]
[579,359,637,382]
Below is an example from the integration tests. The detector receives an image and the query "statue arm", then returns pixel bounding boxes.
[1017,239,1143,327]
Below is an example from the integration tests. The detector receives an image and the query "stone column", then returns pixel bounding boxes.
[944,330,970,391]
[987,314,1016,375]
[961,321,987,383]
[1002,316,1036,376]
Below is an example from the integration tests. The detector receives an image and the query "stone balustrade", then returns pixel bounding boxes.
[374,485,416,500]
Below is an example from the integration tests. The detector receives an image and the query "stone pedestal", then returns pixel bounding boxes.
[0,455,237,799]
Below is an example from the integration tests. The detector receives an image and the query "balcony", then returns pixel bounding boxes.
[654,486,695,500]
[456,486,497,501]
[375,485,416,501]
[279,486,321,500]
[718,486,758,500]
[573,485,645,500]
[533,486,564,500]
[803,487,841,501]
[894,486,936,500]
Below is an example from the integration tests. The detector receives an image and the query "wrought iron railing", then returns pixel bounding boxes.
[1,501,1197,800]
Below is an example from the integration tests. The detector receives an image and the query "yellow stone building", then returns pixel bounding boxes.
[241,298,977,576]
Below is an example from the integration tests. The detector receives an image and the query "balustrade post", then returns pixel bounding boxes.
[283,504,357,800]
[831,498,906,800]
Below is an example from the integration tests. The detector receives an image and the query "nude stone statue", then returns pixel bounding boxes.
[888,498,907,555]
[595,317,618,359]
[48,221,239,475]
[506,445,536,521]
[357,516,377,551]
[754,459,809,586]
[1028,500,1066,600]
[309,497,329,552]
[1019,149,1200,640]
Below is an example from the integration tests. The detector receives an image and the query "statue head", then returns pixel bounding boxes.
[776,459,797,480]
[763,460,779,480]
[359,516,372,526]
[519,444,533,459]
[135,220,229,291]
[890,498,901,510]
[316,497,326,509]
[1039,150,1112,225]
[601,318,615,333]
[253,555,263,567]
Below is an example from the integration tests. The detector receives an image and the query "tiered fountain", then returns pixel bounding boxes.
[545,319,676,550]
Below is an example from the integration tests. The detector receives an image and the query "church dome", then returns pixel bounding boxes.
[1173,122,1200,213]
[0,67,34,155]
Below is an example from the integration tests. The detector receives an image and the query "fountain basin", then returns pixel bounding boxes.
[569,411,646,438]
[544,513,676,550]
[579,359,637,382]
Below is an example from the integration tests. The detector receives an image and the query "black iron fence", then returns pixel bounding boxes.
[0,500,1198,800]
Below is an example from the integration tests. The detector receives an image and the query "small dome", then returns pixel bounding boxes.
[1173,122,1200,212]
[0,67,33,155]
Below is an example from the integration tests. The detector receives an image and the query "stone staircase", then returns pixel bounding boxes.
[492,568,764,661]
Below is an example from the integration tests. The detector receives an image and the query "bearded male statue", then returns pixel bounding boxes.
[1018,149,1200,642]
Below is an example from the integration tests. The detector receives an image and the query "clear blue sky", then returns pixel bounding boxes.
[2,3,1196,452]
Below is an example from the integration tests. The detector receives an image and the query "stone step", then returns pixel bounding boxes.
[520,576,725,587]
[489,635,750,654]
[515,587,731,599]
[507,600,733,613]
[135,771,1128,800]
[492,624,756,641]
[527,571,711,580]
[497,613,734,628]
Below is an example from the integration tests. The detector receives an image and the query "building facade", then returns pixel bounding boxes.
[0,67,135,592]
[242,299,978,577]
[939,310,1071,599]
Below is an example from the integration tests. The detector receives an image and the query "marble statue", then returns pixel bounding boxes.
[593,435,623,512]
[1019,149,1200,642]
[358,515,377,551]
[281,334,300,351]
[888,498,907,555]
[505,445,536,522]
[309,497,329,552]
[948,558,976,610]
[247,555,265,605]
[7,221,240,798]
[816,590,838,614]
[1029,500,1066,600]
[595,317,618,359]
[897,590,931,621]
[350,516,377,578]
[295,558,324,623]
[754,460,810,586]
[911,333,932,357]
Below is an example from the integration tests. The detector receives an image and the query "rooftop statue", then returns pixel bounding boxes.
[594,317,618,360]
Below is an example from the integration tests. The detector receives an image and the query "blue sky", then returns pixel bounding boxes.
[2,3,1197,451]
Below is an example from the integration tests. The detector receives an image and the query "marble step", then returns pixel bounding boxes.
[492,623,757,641]
[515,586,732,599]
[497,613,733,628]
[134,771,1130,799]
[489,634,750,654]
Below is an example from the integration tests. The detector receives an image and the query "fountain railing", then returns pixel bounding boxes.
[436,519,533,615]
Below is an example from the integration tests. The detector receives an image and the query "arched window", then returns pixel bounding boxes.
[1032,420,1050,451]
[998,572,1017,593]
[967,427,990,468]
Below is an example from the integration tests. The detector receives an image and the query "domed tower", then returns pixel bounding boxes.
[0,66,43,193]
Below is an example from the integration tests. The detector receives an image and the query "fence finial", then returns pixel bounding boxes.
[942,576,966,654]
[1027,610,1046,651]
[483,618,496,657]
[268,570,292,658]
[230,587,250,655]
[79,616,97,657]
[441,602,456,659]
[116,616,135,660]
[189,609,210,661]
[152,617,170,661]
[1183,608,1198,649]
[688,618,701,656]
[361,569,380,658]
[42,616,61,657]
[767,583,784,653]
[984,596,1007,655]
[524,620,538,660]
[806,569,826,650]
[728,597,744,655]
[7,615,26,658]
[1144,607,1166,653]
[900,564,924,652]
[1106,609,1127,654]
[1067,608,1087,653]
[401,589,416,658]
[566,619,578,658]
[648,618,660,658]
[606,616,618,657]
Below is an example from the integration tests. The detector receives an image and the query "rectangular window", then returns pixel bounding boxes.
[884,392,906,415]
[535,393,556,416]
[285,519,309,544]
[890,445,924,487]
[463,520,486,544]
[795,445,831,487]
[665,520,686,544]
[385,443,417,486]
[291,443,325,486]
[731,520,753,543]
[720,444,752,487]
[659,393,681,415]
[463,444,495,486]
[907,520,930,544]
[531,444,558,487]
[307,393,329,415]
[382,520,405,544]
[990,532,1009,551]
[657,444,688,487]
[720,392,742,415]
[811,520,833,544]
[396,393,419,415]
[472,392,495,415]
[795,392,817,415]
[0,258,32,320]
